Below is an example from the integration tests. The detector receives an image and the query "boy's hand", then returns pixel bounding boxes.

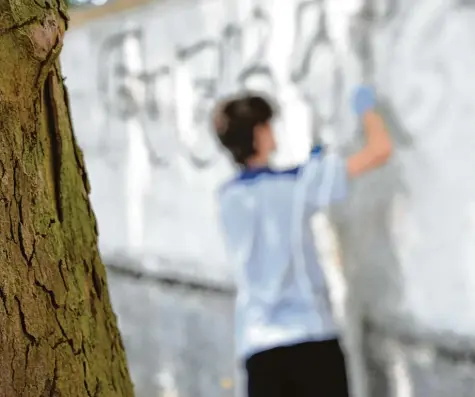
[347,85,392,177]
[352,85,376,117]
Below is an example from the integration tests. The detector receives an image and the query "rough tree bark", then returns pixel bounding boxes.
[0,1,135,396]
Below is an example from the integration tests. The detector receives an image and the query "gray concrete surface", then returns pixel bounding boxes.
[107,267,239,397]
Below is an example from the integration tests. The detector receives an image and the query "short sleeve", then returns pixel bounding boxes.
[299,148,348,212]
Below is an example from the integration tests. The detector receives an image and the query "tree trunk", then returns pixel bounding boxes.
[0,1,134,396]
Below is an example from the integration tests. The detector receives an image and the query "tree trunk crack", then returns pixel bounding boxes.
[58,260,69,292]
[83,361,93,397]
[50,358,58,397]
[34,279,60,309]
[0,158,5,184]
[0,286,8,314]
[36,35,63,88]
[91,265,103,300]
[54,0,70,30]
[44,73,63,223]
[0,16,40,36]
[15,297,37,344]
[54,311,79,355]
[21,344,32,396]
[9,159,20,243]
[17,197,37,266]
[11,340,17,395]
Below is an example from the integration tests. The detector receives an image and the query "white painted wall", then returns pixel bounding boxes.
[62,0,475,395]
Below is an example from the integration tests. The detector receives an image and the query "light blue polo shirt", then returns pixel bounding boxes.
[219,146,348,359]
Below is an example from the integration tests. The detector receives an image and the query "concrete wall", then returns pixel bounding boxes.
[62,0,475,396]
[335,1,475,395]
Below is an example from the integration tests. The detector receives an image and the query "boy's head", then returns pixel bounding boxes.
[213,94,277,167]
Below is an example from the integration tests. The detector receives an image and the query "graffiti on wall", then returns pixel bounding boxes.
[289,0,341,145]
[96,25,238,168]
[89,0,454,313]
[97,28,173,167]
[94,2,343,169]
[237,7,277,93]
[456,0,475,7]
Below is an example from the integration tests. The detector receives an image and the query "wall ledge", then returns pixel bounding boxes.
[69,0,157,28]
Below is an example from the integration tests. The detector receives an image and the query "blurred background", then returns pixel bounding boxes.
[63,0,475,396]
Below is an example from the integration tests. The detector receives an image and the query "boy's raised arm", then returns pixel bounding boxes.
[347,86,393,178]
[299,86,392,212]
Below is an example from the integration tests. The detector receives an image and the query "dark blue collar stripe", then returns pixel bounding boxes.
[238,166,300,181]
[221,145,323,190]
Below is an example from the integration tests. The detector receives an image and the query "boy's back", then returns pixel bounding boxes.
[220,147,347,359]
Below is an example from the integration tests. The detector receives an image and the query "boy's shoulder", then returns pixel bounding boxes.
[221,166,300,192]
[220,145,326,195]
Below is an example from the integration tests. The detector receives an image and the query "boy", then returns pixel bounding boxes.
[214,87,391,397]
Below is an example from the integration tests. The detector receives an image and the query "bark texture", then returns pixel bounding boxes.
[0,1,135,396]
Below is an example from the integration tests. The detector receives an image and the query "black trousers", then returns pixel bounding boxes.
[245,339,349,397]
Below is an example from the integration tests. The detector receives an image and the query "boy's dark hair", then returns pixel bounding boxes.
[214,94,275,166]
